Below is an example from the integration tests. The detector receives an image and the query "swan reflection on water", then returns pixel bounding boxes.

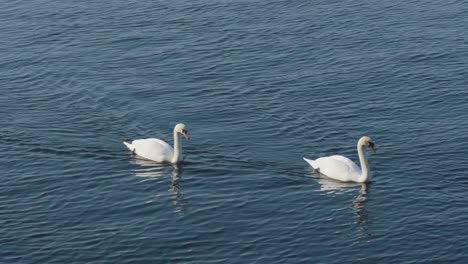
[307,168,371,238]
[130,157,186,214]
[130,158,167,178]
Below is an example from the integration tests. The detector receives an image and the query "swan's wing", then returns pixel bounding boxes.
[314,155,361,182]
[329,155,361,173]
[131,138,174,162]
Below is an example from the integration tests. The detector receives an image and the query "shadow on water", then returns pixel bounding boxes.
[306,168,371,239]
[129,157,187,215]
[168,165,186,215]
[351,183,370,239]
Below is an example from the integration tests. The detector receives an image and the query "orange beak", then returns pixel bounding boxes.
[182,131,189,140]
[368,142,376,154]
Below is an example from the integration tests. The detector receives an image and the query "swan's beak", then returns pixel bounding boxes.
[368,142,376,154]
[182,130,189,140]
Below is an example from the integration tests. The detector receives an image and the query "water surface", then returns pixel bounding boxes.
[1,0,467,263]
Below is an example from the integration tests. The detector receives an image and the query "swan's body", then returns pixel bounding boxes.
[303,136,375,183]
[124,123,189,164]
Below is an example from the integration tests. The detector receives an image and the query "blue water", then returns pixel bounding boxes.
[1,0,467,263]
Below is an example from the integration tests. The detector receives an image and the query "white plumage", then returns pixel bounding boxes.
[303,136,376,183]
[124,123,189,164]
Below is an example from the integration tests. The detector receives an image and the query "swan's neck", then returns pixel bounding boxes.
[357,144,369,182]
[171,130,182,164]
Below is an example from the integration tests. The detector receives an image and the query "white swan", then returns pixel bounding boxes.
[303,136,376,183]
[123,123,189,164]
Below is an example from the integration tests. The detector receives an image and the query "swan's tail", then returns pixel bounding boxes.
[123,141,135,152]
[303,157,319,170]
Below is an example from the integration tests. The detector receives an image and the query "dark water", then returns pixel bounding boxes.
[1,0,467,263]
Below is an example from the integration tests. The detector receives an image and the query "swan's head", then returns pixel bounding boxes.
[359,136,376,154]
[174,123,189,139]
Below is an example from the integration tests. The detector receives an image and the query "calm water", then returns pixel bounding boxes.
[1,0,467,263]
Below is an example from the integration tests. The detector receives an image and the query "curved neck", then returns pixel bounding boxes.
[357,143,369,182]
[171,130,182,163]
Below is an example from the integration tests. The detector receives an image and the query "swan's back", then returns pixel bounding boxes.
[313,155,362,182]
[128,138,174,162]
